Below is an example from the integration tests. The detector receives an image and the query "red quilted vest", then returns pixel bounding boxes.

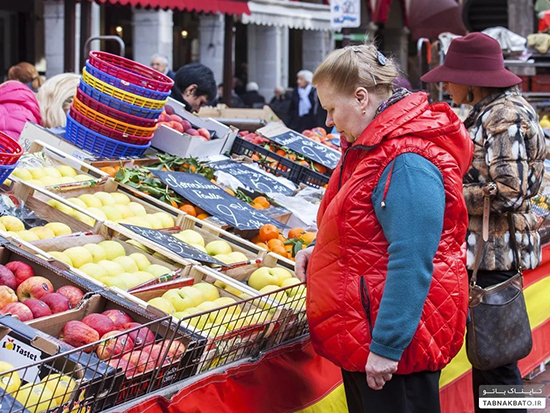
[307,93,473,374]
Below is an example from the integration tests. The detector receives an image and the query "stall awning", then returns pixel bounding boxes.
[94,0,251,15]
[242,0,333,31]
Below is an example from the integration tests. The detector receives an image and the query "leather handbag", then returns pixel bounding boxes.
[466,191,533,371]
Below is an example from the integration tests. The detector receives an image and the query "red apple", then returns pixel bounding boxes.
[164,105,175,115]
[0,265,17,290]
[5,262,34,286]
[59,321,99,351]
[185,128,199,136]
[96,331,134,360]
[0,302,34,322]
[41,293,71,313]
[108,358,136,378]
[0,286,17,308]
[141,343,171,366]
[82,314,115,337]
[122,350,156,374]
[166,340,187,359]
[170,121,184,133]
[180,120,191,130]
[158,113,171,123]
[197,128,211,140]
[56,286,84,308]
[16,277,54,301]
[124,322,155,348]
[23,299,52,319]
[102,309,133,329]
[170,114,183,123]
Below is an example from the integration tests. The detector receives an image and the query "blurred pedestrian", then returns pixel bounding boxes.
[151,54,175,80]
[0,81,42,140]
[288,70,327,132]
[170,63,217,112]
[36,73,79,128]
[241,82,265,108]
[422,32,546,413]
[269,86,291,125]
[8,62,44,92]
[212,83,245,108]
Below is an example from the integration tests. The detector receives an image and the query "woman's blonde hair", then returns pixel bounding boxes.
[313,43,398,97]
[8,62,44,92]
[36,73,80,128]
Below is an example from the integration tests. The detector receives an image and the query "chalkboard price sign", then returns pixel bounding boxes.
[120,224,224,265]
[211,159,295,195]
[151,170,285,230]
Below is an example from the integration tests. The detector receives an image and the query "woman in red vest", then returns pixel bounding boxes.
[295,43,473,412]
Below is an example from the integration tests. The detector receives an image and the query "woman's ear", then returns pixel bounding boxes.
[354,87,369,110]
[184,84,198,97]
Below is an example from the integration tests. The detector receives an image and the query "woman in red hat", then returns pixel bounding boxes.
[422,32,546,413]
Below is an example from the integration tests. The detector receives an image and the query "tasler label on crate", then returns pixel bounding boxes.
[0,336,41,383]
[151,170,285,230]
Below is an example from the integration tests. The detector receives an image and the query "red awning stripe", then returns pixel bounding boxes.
[93,0,250,15]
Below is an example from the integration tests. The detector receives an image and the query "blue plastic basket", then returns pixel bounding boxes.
[78,81,163,120]
[65,112,151,158]
[0,163,17,186]
[85,61,171,101]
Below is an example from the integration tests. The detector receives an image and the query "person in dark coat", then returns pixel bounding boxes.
[151,54,176,80]
[169,63,217,112]
[211,84,245,108]
[241,82,266,108]
[287,70,328,133]
[269,86,292,125]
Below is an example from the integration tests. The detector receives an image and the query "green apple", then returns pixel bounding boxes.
[98,240,126,260]
[226,252,248,263]
[281,277,306,297]
[111,192,131,205]
[98,260,125,277]
[127,202,147,216]
[129,253,151,271]
[174,230,205,247]
[116,273,140,289]
[145,264,171,277]
[148,297,176,314]
[153,212,175,229]
[64,246,93,268]
[101,276,128,290]
[83,243,107,263]
[205,240,232,256]
[79,262,109,280]
[94,192,116,206]
[271,268,293,286]
[49,251,73,267]
[192,282,220,302]
[113,256,139,273]
[248,267,281,291]
[180,286,205,306]
[78,194,103,208]
[162,289,195,312]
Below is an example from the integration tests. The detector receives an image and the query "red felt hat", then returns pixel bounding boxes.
[421,33,522,88]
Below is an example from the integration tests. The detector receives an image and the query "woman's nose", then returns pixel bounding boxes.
[326,116,334,128]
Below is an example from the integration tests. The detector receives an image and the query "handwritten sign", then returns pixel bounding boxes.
[267,131,340,170]
[151,171,285,230]
[211,160,295,195]
[120,224,224,265]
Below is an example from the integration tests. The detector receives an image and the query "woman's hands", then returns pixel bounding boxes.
[365,352,398,390]
[295,246,314,282]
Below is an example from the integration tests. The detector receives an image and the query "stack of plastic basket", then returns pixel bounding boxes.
[0,132,23,186]
[66,51,173,158]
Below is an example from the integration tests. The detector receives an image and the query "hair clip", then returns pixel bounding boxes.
[377,51,387,66]
[351,46,361,53]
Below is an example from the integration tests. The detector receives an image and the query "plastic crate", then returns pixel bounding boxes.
[89,51,174,93]
[76,88,157,128]
[0,131,23,165]
[0,163,17,186]
[230,137,329,188]
[85,61,171,101]
[65,112,151,158]
[79,81,163,120]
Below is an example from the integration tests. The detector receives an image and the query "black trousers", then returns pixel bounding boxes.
[469,269,526,413]
[341,369,441,413]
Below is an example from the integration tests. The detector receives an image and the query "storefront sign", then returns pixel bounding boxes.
[331,0,361,28]
[120,224,223,265]
[151,171,284,230]
[211,160,295,195]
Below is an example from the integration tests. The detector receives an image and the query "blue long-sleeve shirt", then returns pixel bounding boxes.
[369,153,445,361]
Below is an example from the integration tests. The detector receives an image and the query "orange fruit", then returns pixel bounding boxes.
[197,213,209,220]
[299,232,316,246]
[288,252,293,259]
[253,196,270,209]
[255,242,268,249]
[251,234,262,244]
[267,239,284,250]
[259,224,279,242]
[100,166,117,177]
[284,244,293,253]
[278,234,287,242]
[179,204,197,216]
[251,154,260,162]
[271,245,287,257]
[251,202,265,210]
[288,228,305,239]
[225,188,236,196]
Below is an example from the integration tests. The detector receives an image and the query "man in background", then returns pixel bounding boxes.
[151,54,176,80]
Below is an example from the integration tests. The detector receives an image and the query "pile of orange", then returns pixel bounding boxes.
[253,224,316,260]
[100,165,121,178]
[251,196,270,210]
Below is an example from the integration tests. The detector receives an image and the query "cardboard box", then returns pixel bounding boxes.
[151,98,239,158]
[198,105,280,132]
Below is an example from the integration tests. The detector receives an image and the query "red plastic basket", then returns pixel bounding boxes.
[69,106,153,146]
[76,89,157,128]
[89,51,174,93]
[0,131,23,166]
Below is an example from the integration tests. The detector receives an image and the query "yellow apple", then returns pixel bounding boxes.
[213,254,232,265]
[98,240,126,260]
[67,197,88,209]
[0,361,20,393]
[86,207,107,221]
[12,168,33,181]
[74,174,93,182]
[113,256,139,273]
[145,264,171,277]
[16,230,40,242]
[153,212,175,229]
[192,244,207,253]
[100,206,123,222]
[42,166,62,178]
[39,176,60,186]
[226,251,248,263]
[110,192,131,205]
[49,251,73,267]
[56,165,77,177]
[29,167,46,180]
[0,216,25,232]
[248,267,281,290]
[0,222,5,232]
[196,301,218,312]
[127,202,147,216]
[281,277,306,297]
[47,200,74,215]
[148,297,176,314]
[192,282,220,302]
[42,373,76,405]
[113,204,134,219]
[15,383,58,412]
[98,260,125,277]
[180,286,205,306]
[59,176,76,184]
[63,247,93,268]
[78,194,103,208]
[271,268,293,286]
[29,226,56,240]
[45,222,72,236]
[70,211,95,227]
[83,243,107,263]
[94,192,116,206]
[205,240,232,256]
[101,276,128,290]
[174,230,205,247]
[129,253,151,271]
[79,263,109,279]
[143,214,162,229]
[163,289,195,312]
[224,285,243,297]
[134,271,156,284]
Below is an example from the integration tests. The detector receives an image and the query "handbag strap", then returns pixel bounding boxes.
[507,213,523,275]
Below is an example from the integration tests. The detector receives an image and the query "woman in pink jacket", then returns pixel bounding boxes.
[0,81,42,140]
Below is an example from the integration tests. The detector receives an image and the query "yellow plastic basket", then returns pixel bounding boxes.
[72,95,157,137]
[82,68,167,110]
